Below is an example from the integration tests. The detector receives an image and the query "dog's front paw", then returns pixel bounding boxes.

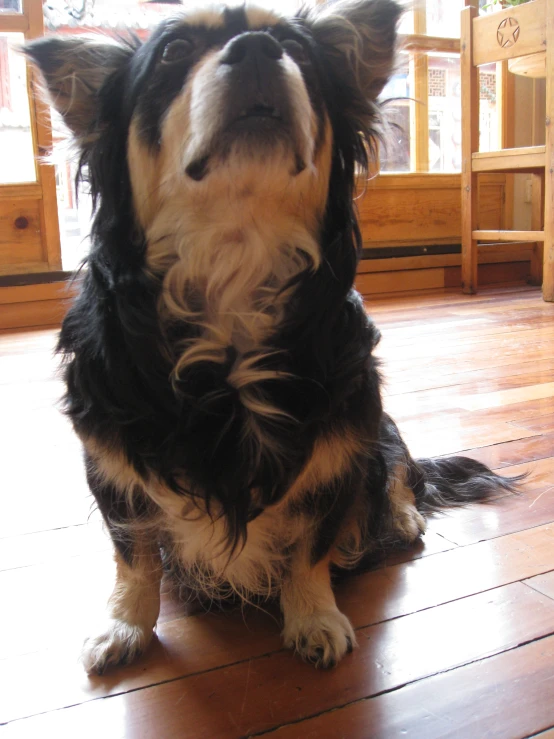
[282,608,357,668]
[82,619,153,675]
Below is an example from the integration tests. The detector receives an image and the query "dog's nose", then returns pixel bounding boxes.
[221,32,283,66]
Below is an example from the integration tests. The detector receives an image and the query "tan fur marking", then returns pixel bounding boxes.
[281,550,357,667]
[179,8,226,28]
[82,541,162,674]
[245,6,283,28]
[389,464,426,542]
[287,428,364,501]
[84,437,145,496]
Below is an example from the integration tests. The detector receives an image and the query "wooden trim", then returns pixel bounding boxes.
[474,230,545,242]
[543,0,554,301]
[0,13,29,33]
[25,0,63,272]
[358,247,532,275]
[0,298,68,330]
[529,173,544,285]
[410,53,429,172]
[461,5,480,294]
[363,173,461,190]
[0,261,49,277]
[498,60,515,229]
[355,261,530,296]
[0,281,72,305]
[401,35,460,54]
[0,183,43,200]
[472,0,546,67]
[410,6,428,174]
[472,146,546,172]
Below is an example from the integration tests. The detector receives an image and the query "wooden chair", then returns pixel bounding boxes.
[461,0,553,302]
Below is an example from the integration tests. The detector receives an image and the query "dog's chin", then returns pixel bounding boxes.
[185,117,307,182]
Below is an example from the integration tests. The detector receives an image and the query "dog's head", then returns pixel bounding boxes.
[26,1,400,247]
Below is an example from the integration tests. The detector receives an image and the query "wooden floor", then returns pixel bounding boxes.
[1,284,554,739]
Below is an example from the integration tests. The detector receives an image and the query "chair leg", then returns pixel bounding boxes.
[543,0,554,302]
[529,174,543,286]
[462,173,479,295]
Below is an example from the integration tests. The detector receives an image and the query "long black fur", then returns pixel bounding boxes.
[26,0,519,577]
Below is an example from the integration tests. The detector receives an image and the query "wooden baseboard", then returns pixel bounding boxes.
[0,259,533,331]
[0,282,74,331]
[355,261,530,297]
[358,246,533,274]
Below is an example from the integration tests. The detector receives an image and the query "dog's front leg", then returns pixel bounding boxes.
[82,458,162,675]
[281,546,356,669]
[82,540,162,675]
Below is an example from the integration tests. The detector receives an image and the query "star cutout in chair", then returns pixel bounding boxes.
[497,18,521,49]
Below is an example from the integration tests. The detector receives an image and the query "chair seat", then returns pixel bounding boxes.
[472,146,545,173]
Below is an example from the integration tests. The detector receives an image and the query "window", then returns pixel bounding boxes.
[379,0,503,174]
[0,32,37,184]
[0,1,22,11]
[380,0,473,174]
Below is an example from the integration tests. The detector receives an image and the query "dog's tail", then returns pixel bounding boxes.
[410,455,524,514]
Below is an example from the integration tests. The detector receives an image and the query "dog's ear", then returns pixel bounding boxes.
[307,0,402,102]
[24,37,134,139]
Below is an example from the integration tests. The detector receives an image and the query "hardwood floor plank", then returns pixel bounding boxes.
[365,286,538,317]
[3,524,554,722]
[269,634,554,739]
[1,286,551,736]
[457,383,554,413]
[380,313,554,344]
[442,434,554,470]
[380,326,554,362]
[386,357,554,396]
[395,402,553,436]
[524,571,554,601]
[2,583,554,735]
[398,418,538,458]
[0,517,109,572]
[512,417,554,434]
[428,457,554,546]
[385,391,554,425]
[380,325,554,358]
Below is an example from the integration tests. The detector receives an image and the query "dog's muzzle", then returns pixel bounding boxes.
[185,31,309,181]
[220,32,290,134]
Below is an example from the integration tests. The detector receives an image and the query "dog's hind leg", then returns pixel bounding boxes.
[388,463,427,544]
[82,456,162,675]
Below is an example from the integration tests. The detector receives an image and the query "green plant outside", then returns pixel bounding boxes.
[482,0,531,8]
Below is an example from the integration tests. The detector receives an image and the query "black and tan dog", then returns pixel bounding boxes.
[26,0,517,674]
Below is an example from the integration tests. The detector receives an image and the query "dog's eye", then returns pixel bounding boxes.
[282,40,308,65]
[161,38,195,64]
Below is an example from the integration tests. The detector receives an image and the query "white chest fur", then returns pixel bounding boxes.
[157,490,306,600]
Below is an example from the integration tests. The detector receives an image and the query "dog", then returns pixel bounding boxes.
[26,0,518,674]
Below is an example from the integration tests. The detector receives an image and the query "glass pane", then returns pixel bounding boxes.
[398,9,414,35]
[47,105,93,270]
[0,1,22,13]
[427,54,461,172]
[426,0,465,38]
[478,64,499,153]
[379,56,412,173]
[57,157,93,271]
[0,33,37,184]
